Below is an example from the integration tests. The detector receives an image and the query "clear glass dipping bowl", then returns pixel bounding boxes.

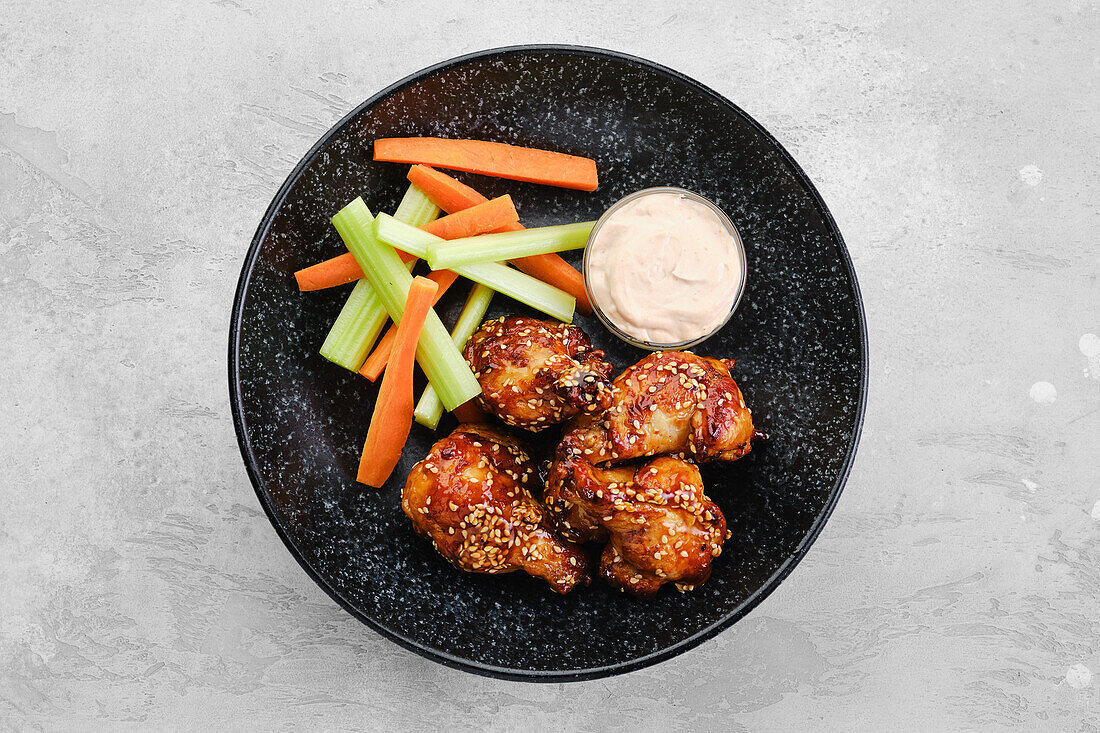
[582,187,747,351]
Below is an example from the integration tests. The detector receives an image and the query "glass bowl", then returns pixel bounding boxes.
[582,186,747,351]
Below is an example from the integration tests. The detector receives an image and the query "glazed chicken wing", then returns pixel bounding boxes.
[561,351,760,464]
[544,451,728,597]
[403,424,590,593]
[463,316,613,431]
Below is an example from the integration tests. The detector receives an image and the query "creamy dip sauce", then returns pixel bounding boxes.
[586,191,743,345]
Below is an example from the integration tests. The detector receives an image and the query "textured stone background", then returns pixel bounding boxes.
[2,1,1098,730]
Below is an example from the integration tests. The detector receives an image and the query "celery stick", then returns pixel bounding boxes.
[318,185,438,370]
[426,222,594,270]
[412,386,444,431]
[318,279,390,369]
[414,283,495,429]
[373,214,576,322]
[454,261,574,321]
[332,197,480,411]
[393,183,440,225]
[372,213,435,258]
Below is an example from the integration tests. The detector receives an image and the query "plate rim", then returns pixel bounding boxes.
[228,43,869,682]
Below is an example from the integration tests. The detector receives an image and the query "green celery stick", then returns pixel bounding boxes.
[414,283,495,430]
[332,197,480,411]
[373,214,576,322]
[318,279,391,369]
[318,184,438,370]
[393,183,440,224]
[426,222,594,270]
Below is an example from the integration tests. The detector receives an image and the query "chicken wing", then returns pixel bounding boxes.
[402,424,590,593]
[560,351,760,464]
[463,316,614,431]
[544,450,728,597]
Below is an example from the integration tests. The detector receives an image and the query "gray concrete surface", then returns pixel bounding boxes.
[2,1,1098,730]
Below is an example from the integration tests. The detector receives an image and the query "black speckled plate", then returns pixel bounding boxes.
[229,46,867,682]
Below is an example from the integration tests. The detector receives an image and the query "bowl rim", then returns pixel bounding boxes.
[582,186,748,350]
[228,43,869,683]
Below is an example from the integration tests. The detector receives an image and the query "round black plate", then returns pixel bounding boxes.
[229,46,867,681]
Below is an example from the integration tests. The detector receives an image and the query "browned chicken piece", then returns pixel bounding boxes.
[402,424,591,593]
[544,450,728,597]
[560,351,761,464]
[463,316,614,432]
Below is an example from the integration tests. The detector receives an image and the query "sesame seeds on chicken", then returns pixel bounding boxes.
[404,341,762,599]
[402,424,590,593]
[463,316,614,432]
[555,351,759,465]
[544,451,727,597]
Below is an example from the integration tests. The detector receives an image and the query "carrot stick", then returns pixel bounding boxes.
[419,195,518,240]
[377,138,598,192]
[357,276,439,487]
[407,165,593,313]
[407,164,504,215]
[294,251,363,291]
[295,250,415,292]
[359,269,460,381]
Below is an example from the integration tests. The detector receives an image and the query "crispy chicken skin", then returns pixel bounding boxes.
[402,424,590,593]
[560,351,759,464]
[463,316,613,432]
[544,451,728,597]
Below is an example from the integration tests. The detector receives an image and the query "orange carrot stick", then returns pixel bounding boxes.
[295,250,415,291]
[407,165,593,313]
[294,251,362,291]
[359,270,460,381]
[407,164,503,215]
[419,195,518,240]
[377,138,598,192]
[356,276,438,487]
